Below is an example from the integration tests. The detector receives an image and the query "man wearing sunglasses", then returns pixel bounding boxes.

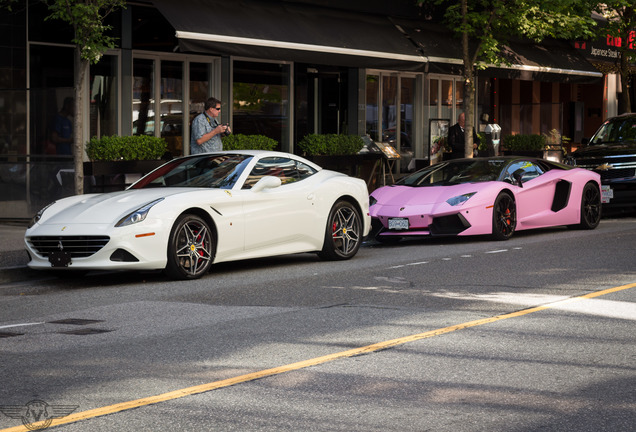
[190,97,231,155]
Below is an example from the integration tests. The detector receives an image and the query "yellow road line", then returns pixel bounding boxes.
[3,282,635,432]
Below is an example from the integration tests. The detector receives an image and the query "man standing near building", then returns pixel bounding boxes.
[448,112,478,159]
[190,97,231,154]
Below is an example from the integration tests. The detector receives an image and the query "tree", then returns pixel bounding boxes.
[1,0,125,194]
[419,0,597,158]
[47,0,126,194]
[595,2,636,114]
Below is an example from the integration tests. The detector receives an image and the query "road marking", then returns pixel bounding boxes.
[2,282,635,432]
[486,249,508,254]
[0,322,44,330]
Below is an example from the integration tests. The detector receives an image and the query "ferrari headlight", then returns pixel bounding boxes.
[28,202,56,228]
[369,196,378,206]
[116,198,164,227]
[446,192,476,206]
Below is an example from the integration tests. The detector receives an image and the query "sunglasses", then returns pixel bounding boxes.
[213,106,221,111]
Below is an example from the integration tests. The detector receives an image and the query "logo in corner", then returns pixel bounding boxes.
[0,400,78,431]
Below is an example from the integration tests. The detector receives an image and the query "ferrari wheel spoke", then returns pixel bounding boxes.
[175,221,213,276]
[331,207,360,255]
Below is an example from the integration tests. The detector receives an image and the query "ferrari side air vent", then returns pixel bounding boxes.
[551,180,571,212]
[27,236,110,258]
[430,213,471,235]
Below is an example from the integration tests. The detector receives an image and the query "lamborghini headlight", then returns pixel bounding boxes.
[369,196,378,206]
[116,198,164,227]
[446,192,476,206]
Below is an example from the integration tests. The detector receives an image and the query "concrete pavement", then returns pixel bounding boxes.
[0,222,32,283]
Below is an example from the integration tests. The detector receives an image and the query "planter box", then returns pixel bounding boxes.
[84,160,166,193]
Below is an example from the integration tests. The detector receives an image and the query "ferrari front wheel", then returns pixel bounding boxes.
[165,214,215,280]
[492,192,516,241]
[318,200,362,260]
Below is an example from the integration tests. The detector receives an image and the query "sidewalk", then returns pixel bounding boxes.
[0,222,32,283]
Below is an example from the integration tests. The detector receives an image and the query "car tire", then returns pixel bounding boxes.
[165,214,215,280]
[491,192,516,241]
[318,200,362,260]
[576,182,602,230]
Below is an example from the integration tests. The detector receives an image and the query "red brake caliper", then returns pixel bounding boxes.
[332,222,338,237]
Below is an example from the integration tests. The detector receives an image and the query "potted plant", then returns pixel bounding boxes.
[502,134,546,157]
[297,134,367,177]
[84,135,169,192]
[221,134,278,150]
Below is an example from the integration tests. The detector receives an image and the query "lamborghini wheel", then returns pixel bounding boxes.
[318,200,362,260]
[165,214,215,280]
[492,192,516,241]
[577,182,602,230]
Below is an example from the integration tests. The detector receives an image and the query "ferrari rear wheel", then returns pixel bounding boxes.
[318,200,362,260]
[492,192,516,241]
[577,182,602,230]
[165,214,215,280]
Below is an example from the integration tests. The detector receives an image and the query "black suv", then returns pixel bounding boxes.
[566,113,636,211]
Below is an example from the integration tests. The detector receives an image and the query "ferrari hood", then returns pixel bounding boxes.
[39,188,219,225]
[371,184,483,206]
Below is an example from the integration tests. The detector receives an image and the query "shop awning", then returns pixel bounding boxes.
[393,19,603,82]
[152,0,426,69]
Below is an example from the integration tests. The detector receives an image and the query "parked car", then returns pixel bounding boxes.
[25,151,371,279]
[369,156,601,242]
[565,113,636,211]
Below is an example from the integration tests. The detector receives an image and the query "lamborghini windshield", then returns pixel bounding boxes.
[130,154,252,189]
[397,159,507,186]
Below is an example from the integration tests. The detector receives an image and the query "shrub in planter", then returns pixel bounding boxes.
[503,134,546,152]
[221,134,278,150]
[86,135,168,161]
[298,134,364,156]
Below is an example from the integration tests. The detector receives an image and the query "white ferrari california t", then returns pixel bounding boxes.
[25,151,371,279]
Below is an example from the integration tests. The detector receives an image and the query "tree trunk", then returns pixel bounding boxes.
[73,47,86,195]
[461,0,475,158]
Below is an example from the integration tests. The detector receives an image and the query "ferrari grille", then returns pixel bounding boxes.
[27,236,110,258]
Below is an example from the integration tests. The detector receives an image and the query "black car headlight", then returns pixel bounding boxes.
[116,198,164,227]
[28,202,56,228]
[446,192,476,206]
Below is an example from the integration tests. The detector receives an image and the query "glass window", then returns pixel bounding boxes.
[242,157,317,189]
[90,55,119,139]
[503,161,544,184]
[365,74,379,141]
[29,45,74,156]
[382,75,398,145]
[441,79,453,123]
[189,62,210,125]
[232,61,290,151]
[132,58,154,136]
[429,78,439,119]
[160,60,183,157]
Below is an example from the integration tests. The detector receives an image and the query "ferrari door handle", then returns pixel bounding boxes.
[307,193,315,200]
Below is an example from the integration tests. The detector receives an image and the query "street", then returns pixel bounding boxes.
[1,217,635,431]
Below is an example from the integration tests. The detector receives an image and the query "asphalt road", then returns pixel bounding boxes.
[0,217,635,431]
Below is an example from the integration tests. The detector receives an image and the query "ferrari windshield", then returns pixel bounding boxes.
[589,116,636,145]
[398,159,507,186]
[130,154,253,189]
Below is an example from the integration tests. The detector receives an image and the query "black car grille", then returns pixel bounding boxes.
[27,236,110,258]
[594,168,636,181]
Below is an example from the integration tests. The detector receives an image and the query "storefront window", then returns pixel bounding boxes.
[90,55,119,139]
[365,74,379,141]
[133,59,154,137]
[160,60,183,157]
[189,62,211,155]
[441,79,454,123]
[232,61,290,151]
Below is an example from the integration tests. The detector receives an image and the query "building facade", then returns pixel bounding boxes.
[1,0,630,220]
